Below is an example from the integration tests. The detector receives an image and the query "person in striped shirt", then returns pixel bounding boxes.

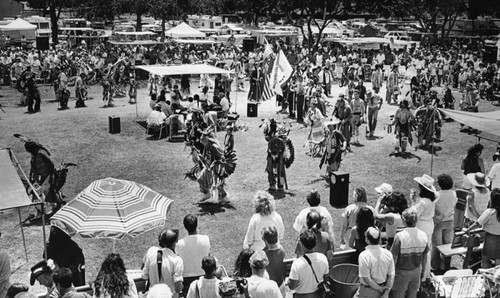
[389,208,429,298]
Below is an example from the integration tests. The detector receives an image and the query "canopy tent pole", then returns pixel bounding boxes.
[17,208,29,261]
[234,73,238,114]
[9,148,48,259]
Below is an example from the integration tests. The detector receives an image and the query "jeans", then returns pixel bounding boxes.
[431,220,453,270]
[390,266,421,298]
[296,94,305,122]
[367,107,379,134]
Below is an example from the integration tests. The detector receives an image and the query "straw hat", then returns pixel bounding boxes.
[467,172,490,188]
[375,183,393,195]
[413,174,437,193]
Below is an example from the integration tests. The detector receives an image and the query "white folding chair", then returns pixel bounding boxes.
[146,117,166,140]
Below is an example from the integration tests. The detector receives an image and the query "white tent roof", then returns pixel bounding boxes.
[165,22,206,38]
[0,18,36,31]
[136,64,233,76]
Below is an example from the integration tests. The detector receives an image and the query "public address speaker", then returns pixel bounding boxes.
[330,171,349,208]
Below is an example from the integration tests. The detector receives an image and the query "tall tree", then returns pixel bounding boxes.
[278,0,345,50]
[118,0,151,32]
[149,0,178,41]
[16,0,70,44]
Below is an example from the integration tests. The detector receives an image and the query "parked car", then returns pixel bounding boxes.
[384,31,410,41]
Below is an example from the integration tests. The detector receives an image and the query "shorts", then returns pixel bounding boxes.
[483,232,500,259]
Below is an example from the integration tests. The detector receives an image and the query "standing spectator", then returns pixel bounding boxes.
[295,211,334,265]
[465,172,491,225]
[386,65,399,105]
[390,209,429,298]
[243,191,284,251]
[409,174,437,280]
[247,250,281,298]
[348,207,375,260]
[287,230,329,297]
[176,215,211,296]
[262,227,285,297]
[350,89,365,145]
[374,191,407,249]
[488,151,500,190]
[185,256,221,298]
[371,65,383,94]
[93,253,137,298]
[45,226,85,287]
[0,250,10,298]
[466,188,500,268]
[52,268,91,298]
[30,260,58,298]
[357,227,394,298]
[460,144,484,190]
[293,189,334,246]
[431,174,457,272]
[142,229,183,298]
[366,90,382,138]
[340,187,373,247]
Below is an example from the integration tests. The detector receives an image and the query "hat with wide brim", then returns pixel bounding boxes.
[30,261,52,285]
[467,172,490,188]
[375,183,393,195]
[413,174,437,193]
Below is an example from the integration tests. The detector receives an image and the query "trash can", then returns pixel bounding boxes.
[329,263,359,298]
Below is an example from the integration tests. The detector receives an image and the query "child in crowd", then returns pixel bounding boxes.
[262,226,285,297]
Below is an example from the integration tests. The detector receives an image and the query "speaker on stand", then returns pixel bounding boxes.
[329,171,350,208]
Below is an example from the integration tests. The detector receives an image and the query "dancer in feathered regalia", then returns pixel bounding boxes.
[261,118,294,191]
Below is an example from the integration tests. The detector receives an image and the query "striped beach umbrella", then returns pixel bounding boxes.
[50,177,173,240]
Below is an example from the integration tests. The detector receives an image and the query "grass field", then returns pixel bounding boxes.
[0,78,499,292]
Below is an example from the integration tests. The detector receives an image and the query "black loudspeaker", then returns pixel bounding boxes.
[247,102,258,117]
[36,36,50,51]
[329,171,349,208]
[109,116,121,134]
[243,38,255,52]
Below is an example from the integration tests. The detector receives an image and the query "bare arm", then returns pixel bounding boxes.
[287,278,299,290]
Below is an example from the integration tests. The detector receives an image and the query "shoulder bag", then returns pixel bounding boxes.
[303,255,333,298]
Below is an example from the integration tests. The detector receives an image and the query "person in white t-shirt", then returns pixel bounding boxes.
[246,250,281,298]
[177,214,211,296]
[185,256,220,298]
[488,152,500,190]
[293,189,334,244]
[287,230,329,296]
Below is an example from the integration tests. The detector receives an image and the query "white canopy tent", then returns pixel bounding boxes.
[136,63,233,76]
[165,22,206,38]
[0,18,36,40]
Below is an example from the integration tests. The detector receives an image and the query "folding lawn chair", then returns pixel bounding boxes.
[146,117,166,140]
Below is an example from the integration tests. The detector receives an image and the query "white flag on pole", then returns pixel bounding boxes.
[270,49,293,96]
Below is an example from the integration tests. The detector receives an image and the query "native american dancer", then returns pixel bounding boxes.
[14,135,77,220]
[261,119,294,191]
[319,119,346,177]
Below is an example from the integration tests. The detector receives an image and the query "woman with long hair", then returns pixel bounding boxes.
[348,207,375,262]
[461,144,484,190]
[410,174,438,279]
[295,211,333,261]
[340,187,372,247]
[374,191,408,248]
[243,191,284,251]
[467,188,500,268]
[93,253,137,298]
[233,249,255,278]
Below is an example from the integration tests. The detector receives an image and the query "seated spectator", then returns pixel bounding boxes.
[374,191,407,249]
[243,190,284,251]
[5,284,27,298]
[149,93,157,110]
[93,253,137,298]
[187,97,196,111]
[296,211,334,264]
[262,227,285,297]
[147,104,167,125]
[147,285,172,298]
[176,215,210,296]
[142,229,183,298]
[52,267,91,298]
[348,207,375,262]
[170,93,184,111]
[247,251,281,298]
[157,97,173,118]
[218,92,230,117]
[287,230,329,296]
[293,189,335,245]
[340,187,374,247]
[185,256,220,298]
[30,260,58,298]
[0,251,11,298]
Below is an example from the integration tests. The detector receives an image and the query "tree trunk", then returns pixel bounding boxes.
[49,3,58,45]
[160,18,165,42]
[136,12,142,32]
